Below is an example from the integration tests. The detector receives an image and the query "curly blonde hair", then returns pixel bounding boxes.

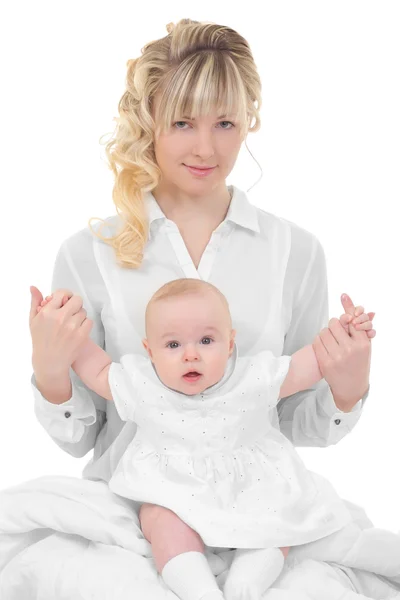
[90,18,262,269]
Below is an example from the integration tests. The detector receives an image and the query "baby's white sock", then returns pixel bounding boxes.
[161,551,225,600]
[223,547,285,600]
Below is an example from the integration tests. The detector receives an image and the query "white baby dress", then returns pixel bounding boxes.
[108,346,352,549]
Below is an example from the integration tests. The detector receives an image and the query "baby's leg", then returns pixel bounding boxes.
[139,503,224,600]
[223,546,288,600]
[139,502,204,572]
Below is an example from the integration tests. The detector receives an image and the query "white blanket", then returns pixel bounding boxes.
[1,476,399,600]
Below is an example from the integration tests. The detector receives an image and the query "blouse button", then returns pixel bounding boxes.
[334,418,341,425]
[64,411,71,419]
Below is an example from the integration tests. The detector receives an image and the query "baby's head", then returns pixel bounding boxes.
[142,279,236,396]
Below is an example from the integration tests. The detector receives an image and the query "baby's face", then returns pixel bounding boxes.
[143,292,235,396]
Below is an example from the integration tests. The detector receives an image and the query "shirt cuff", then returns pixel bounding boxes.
[319,384,369,443]
[32,373,97,442]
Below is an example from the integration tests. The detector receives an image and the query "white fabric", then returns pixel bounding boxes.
[108,349,352,548]
[31,185,367,484]
[223,547,285,599]
[1,477,399,600]
[161,552,224,600]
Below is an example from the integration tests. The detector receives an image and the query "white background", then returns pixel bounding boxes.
[1,2,399,531]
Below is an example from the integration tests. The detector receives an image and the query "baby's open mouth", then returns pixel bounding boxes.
[182,371,202,381]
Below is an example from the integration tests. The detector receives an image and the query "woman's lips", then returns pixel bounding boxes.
[184,165,216,177]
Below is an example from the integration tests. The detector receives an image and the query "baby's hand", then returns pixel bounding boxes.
[339,305,375,337]
[36,293,69,313]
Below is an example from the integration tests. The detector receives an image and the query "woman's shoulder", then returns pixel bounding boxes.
[253,205,325,273]
[58,215,122,258]
[255,205,322,251]
[251,204,327,290]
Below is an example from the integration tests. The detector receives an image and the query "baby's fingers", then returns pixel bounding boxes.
[354,319,373,331]
[40,295,53,307]
[354,305,364,317]
[352,313,369,325]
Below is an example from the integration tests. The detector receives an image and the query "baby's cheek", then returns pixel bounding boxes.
[210,358,227,384]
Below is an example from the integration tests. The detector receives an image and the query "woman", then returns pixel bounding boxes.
[28,18,375,595]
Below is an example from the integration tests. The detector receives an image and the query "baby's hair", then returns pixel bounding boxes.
[146,278,232,327]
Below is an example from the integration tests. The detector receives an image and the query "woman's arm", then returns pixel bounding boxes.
[278,229,368,447]
[31,231,107,457]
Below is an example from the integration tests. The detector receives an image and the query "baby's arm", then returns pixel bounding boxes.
[71,339,113,401]
[279,345,322,399]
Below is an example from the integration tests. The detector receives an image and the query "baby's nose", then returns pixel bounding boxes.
[183,345,200,361]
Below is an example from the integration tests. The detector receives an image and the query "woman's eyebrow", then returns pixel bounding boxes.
[182,115,228,120]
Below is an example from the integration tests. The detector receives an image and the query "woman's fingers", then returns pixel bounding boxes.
[29,286,44,325]
[60,294,83,316]
[328,317,353,346]
[66,308,88,332]
[80,317,93,336]
[339,314,352,324]
[340,293,356,316]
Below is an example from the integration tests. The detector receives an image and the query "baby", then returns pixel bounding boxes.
[38,278,374,600]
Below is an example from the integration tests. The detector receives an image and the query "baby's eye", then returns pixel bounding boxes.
[201,337,213,345]
[167,341,180,349]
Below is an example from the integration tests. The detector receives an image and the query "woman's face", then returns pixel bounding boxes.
[153,103,245,197]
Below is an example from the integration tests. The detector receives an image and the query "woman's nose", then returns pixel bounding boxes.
[192,131,214,159]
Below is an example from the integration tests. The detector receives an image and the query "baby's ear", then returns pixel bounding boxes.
[142,339,153,360]
[229,329,236,355]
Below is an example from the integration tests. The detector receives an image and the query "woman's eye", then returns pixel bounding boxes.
[173,121,188,129]
[173,121,234,130]
[167,342,179,349]
[219,121,234,129]
[201,337,213,345]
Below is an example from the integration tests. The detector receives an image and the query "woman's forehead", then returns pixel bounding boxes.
[154,95,241,121]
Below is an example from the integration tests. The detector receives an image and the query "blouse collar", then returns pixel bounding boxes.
[145,185,260,238]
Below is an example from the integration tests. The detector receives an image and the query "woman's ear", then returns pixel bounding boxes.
[142,339,153,360]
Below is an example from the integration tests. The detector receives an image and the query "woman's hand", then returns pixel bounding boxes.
[29,286,93,380]
[312,293,373,412]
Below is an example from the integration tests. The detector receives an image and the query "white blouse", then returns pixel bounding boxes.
[31,185,367,483]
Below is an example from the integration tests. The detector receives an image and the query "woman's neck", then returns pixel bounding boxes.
[152,184,232,229]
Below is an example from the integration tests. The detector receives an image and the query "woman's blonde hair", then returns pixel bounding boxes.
[90,18,262,269]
